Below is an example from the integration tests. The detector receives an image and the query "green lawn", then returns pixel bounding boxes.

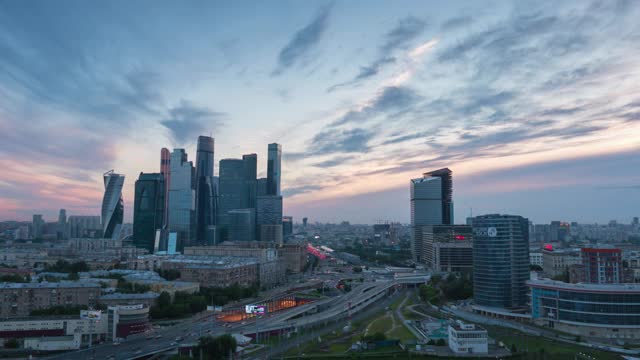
[367,315,391,334]
[486,325,622,360]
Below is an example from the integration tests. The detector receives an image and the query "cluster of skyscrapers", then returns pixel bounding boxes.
[410,168,530,310]
[132,137,284,253]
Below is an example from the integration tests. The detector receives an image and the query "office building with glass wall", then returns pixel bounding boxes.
[529,279,640,338]
[473,214,529,310]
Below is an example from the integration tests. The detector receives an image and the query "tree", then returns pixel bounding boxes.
[510,344,518,353]
[197,334,237,360]
[436,339,446,346]
[158,291,171,308]
[352,266,363,273]
[4,339,18,348]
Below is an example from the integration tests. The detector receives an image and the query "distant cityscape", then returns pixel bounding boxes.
[0,141,639,358]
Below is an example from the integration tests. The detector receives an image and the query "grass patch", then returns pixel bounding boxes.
[486,325,622,360]
[367,315,391,334]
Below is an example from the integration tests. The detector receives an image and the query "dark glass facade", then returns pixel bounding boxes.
[133,172,165,252]
[473,214,529,309]
[195,136,216,245]
[530,281,640,328]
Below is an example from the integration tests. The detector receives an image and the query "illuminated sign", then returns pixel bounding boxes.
[473,227,497,237]
[80,310,102,320]
[544,244,553,251]
[454,235,466,240]
[245,305,265,315]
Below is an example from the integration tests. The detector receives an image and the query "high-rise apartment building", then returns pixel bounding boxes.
[582,247,622,284]
[31,214,44,239]
[410,168,453,262]
[57,209,67,240]
[473,214,529,310]
[242,153,257,209]
[102,170,125,240]
[227,209,255,242]
[160,148,171,227]
[267,143,281,196]
[217,155,258,242]
[282,216,293,238]
[68,216,101,238]
[167,149,195,251]
[422,225,473,272]
[133,173,165,253]
[256,195,283,243]
[257,178,268,196]
[195,136,216,245]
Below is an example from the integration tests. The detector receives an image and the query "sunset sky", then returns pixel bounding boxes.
[1,0,639,224]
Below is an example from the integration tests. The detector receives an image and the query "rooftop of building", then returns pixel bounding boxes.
[450,321,486,332]
[0,281,101,289]
[527,279,640,292]
[98,291,159,300]
[163,255,259,268]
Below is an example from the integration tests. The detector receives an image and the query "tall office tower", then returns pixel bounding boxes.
[242,154,257,208]
[257,178,268,196]
[167,149,195,251]
[303,217,308,227]
[267,143,282,196]
[102,170,125,240]
[67,216,102,238]
[582,247,622,284]
[422,225,473,272]
[282,216,293,238]
[473,214,530,310]
[160,148,171,226]
[57,209,67,240]
[227,209,255,242]
[256,195,283,243]
[410,168,453,263]
[31,214,44,239]
[195,136,216,245]
[133,173,165,253]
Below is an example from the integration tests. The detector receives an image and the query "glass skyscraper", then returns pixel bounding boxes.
[267,143,281,196]
[256,195,283,243]
[133,172,165,252]
[167,149,195,251]
[160,148,171,227]
[102,170,125,240]
[195,136,216,245]
[472,214,530,309]
[410,168,453,263]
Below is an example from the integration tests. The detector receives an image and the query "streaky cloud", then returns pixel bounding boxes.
[272,5,332,76]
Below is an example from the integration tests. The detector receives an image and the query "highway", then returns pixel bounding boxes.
[46,278,400,360]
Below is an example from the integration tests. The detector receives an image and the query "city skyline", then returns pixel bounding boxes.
[1,1,639,224]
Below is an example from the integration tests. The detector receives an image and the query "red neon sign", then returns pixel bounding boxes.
[454,235,466,240]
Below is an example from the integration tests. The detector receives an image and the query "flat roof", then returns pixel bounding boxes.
[0,281,101,289]
[528,279,640,293]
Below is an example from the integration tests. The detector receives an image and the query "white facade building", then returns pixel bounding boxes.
[448,321,488,354]
[530,252,543,266]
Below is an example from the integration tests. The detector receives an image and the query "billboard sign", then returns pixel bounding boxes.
[80,310,102,320]
[244,305,265,315]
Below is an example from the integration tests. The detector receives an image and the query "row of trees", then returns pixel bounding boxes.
[45,260,90,273]
[150,284,260,320]
[0,274,30,283]
[419,273,473,305]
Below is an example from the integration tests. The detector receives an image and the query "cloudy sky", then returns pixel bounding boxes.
[1,0,639,225]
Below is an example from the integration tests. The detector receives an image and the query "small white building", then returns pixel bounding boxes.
[448,321,488,354]
[24,334,82,351]
[530,252,543,267]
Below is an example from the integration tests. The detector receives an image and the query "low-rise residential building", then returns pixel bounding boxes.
[542,248,581,278]
[448,321,488,354]
[161,256,259,288]
[0,282,101,318]
[98,292,159,307]
[0,316,107,345]
[530,252,543,267]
